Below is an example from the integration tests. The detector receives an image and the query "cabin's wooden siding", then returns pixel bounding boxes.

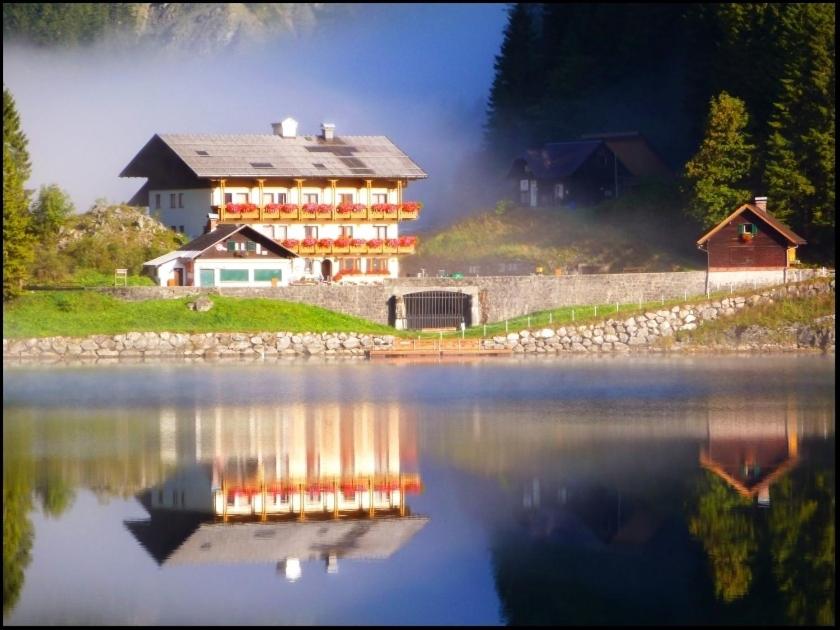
[707,208,789,269]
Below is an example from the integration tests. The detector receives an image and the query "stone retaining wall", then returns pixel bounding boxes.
[5,280,832,361]
[96,268,829,325]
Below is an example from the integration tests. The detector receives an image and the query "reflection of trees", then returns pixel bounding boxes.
[768,469,835,626]
[3,431,34,617]
[688,471,757,602]
[688,464,835,625]
[35,462,76,519]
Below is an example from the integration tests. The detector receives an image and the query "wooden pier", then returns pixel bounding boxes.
[368,337,511,358]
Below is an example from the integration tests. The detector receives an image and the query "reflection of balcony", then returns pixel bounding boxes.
[216,473,423,519]
[279,237,417,256]
[216,201,421,224]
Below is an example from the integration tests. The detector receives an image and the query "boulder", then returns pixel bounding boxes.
[188,296,214,312]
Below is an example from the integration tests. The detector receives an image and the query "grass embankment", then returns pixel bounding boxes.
[2,291,397,339]
[674,291,835,346]
[405,184,704,275]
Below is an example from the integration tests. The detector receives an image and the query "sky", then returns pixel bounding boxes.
[2,4,509,229]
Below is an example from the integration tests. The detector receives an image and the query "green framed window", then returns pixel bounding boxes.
[226,240,236,252]
[246,241,257,252]
[219,269,248,282]
[254,269,282,282]
[738,223,758,236]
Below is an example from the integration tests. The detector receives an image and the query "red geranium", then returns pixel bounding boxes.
[398,235,417,246]
[264,203,281,214]
[385,238,400,248]
[401,201,422,213]
[317,238,334,248]
[367,238,383,248]
[334,237,351,247]
[302,203,319,214]
[301,237,317,247]
[350,238,366,247]
[353,203,366,212]
[316,204,332,215]
[281,239,299,248]
[336,203,353,214]
[280,204,297,214]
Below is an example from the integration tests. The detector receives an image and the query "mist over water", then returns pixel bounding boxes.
[2,4,508,230]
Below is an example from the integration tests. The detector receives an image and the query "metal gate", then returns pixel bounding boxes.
[403,291,471,330]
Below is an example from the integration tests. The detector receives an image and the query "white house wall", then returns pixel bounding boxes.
[149,188,213,238]
[194,258,295,288]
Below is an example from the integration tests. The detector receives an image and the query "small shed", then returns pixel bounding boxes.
[696,197,806,270]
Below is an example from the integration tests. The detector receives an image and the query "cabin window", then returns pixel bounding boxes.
[224,193,233,204]
[304,193,319,204]
[226,241,236,252]
[304,258,315,274]
[340,226,353,238]
[154,193,161,209]
[304,226,318,240]
[220,269,249,282]
[170,193,177,208]
[178,193,184,208]
[254,269,282,282]
[245,241,257,253]
[372,193,387,204]
[276,192,287,204]
[520,179,529,192]
[554,183,565,200]
[738,223,758,236]
[374,225,387,239]
[369,257,388,273]
[339,193,353,205]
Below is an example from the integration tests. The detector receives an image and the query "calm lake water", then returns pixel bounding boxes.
[3,356,835,625]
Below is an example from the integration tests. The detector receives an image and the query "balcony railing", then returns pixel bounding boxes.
[279,237,418,256]
[218,202,421,223]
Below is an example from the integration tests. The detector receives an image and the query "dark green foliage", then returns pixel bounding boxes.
[3,3,135,46]
[485,3,835,262]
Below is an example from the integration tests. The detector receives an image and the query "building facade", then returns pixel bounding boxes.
[125,118,427,286]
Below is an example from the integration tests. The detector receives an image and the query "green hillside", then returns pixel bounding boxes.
[405,187,706,276]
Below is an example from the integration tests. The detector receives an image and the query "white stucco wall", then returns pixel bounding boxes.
[149,188,213,238]
[195,258,295,287]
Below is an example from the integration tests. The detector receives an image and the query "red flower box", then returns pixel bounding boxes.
[280,203,297,214]
[398,236,417,246]
[316,204,332,215]
[264,203,281,214]
[385,238,400,248]
[281,239,299,249]
[367,238,383,248]
[302,237,317,247]
[334,237,351,248]
[336,203,353,215]
[401,201,422,213]
[350,238,366,247]
[317,238,334,248]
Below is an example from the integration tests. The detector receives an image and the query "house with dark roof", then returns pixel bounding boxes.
[508,132,670,208]
[142,224,296,287]
[127,117,427,285]
[696,196,806,271]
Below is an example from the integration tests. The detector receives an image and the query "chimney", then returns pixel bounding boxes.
[321,122,335,141]
[206,212,219,234]
[271,117,298,138]
[754,196,767,212]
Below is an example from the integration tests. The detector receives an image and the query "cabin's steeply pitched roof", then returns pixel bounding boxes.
[121,133,427,180]
[581,132,671,178]
[696,203,807,247]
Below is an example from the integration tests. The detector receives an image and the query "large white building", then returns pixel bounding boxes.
[123,118,427,286]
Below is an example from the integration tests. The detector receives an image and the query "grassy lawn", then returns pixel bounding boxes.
[2,291,398,339]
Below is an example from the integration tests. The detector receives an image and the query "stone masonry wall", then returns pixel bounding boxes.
[97,269,828,325]
[5,279,833,361]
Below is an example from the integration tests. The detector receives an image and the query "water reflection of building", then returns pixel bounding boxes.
[699,399,799,505]
[126,403,427,579]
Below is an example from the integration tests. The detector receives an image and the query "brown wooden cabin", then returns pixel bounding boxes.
[696,197,806,270]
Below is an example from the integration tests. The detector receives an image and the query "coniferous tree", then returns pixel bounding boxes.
[3,142,34,299]
[765,3,835,237]
[30,184,74,245]
[485,3,540,160]
[3,86,31,181]
[684,92,755,226]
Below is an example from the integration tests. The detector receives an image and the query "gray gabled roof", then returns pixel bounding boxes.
[514,141,604,180]
[123,133,427,180]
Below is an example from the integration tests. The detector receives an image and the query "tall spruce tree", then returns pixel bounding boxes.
[765,3,835,239]
[3,142,34,299]
[3,86,31,181]
[684,92,755,226]
[485,3,539,160]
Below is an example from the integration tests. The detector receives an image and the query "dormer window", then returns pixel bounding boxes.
[739,223,758,241]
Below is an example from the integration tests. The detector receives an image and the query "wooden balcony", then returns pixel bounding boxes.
[217,202,421,224]
[280,237,418,256]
